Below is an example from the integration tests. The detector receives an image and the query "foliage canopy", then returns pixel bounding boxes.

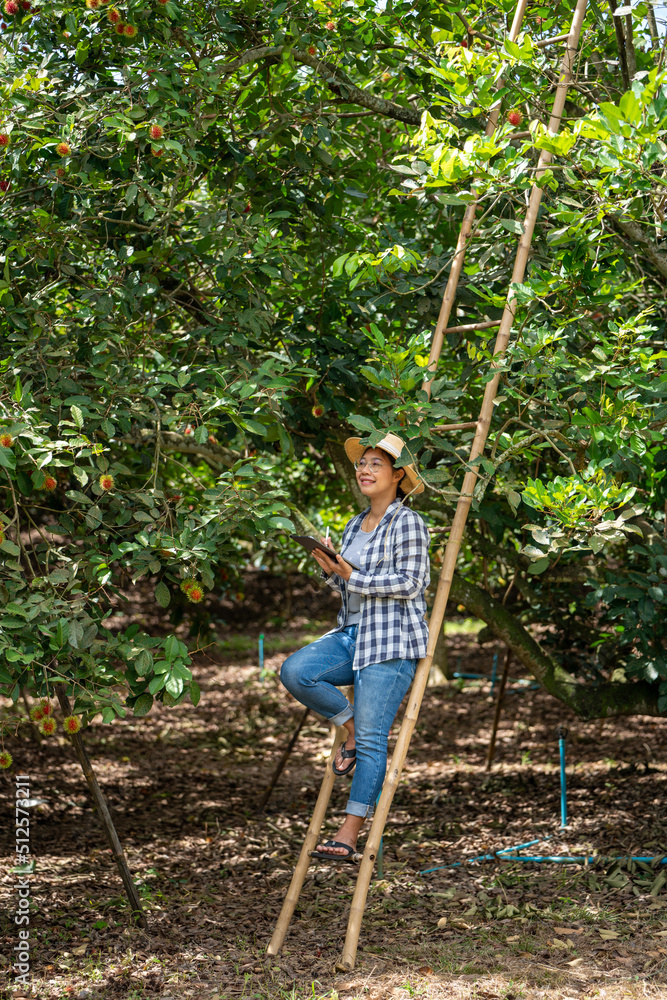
[1,0,666,728]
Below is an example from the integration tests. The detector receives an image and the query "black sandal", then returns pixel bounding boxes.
[332,740,356,776]
[309,840,358,863]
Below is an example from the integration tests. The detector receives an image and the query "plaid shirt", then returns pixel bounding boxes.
[323,499,430,670]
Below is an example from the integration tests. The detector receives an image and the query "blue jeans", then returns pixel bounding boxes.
[280,625,416,818]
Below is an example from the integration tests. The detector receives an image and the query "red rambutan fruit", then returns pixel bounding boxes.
[107,6,120,21]
[40,700,53,716]
[186,585,204,603]
[39,717,56,735]
[63,715,81,734]
[43,475,57,491]
[507,109,523,127]
[123,22,137,36]
[4,0,19,15]
[30,706,44,722]
[311,404,324,418]
[56,141,71,156]
[149,123,163,140]
[99,473,114,490]
[0,134,10,147]
[0,432,13,447]
[0,750,12,768]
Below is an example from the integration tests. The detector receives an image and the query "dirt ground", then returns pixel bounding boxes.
[2,596,667,1000]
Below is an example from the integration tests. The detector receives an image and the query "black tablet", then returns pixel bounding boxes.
[291,535,360,570]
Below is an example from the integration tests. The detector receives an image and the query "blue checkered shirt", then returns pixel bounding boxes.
[323,499,430,670]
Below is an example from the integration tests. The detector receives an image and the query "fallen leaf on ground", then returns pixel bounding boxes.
[554,926,582,935]
[437,917,448,928]
[567,958,585,967]
[506,935,521,943]
[598,929,620,940]
[551,938,572,949]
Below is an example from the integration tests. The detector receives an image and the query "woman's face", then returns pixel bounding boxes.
[355,448,404,499]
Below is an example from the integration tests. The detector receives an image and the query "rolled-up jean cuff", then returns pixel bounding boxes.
[330,705,354,727]
[346,798,373,818]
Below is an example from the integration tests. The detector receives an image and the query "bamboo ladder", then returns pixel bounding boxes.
[268,0,588,969]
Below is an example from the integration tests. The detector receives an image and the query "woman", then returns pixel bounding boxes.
[280,432,430,861]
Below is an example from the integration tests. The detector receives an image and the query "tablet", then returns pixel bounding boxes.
[291,535,360,570]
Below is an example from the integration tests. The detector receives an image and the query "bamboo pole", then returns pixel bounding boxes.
[257,707,310,812]
[266,723,347,956]
[54,684,147,928]
[421,0,530,399]
[435,320,501,336]
[432,421,478,432]
[486,649,512,770]
[338,0,588,969]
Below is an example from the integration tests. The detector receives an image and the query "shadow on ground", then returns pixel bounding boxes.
[2,624,667,999]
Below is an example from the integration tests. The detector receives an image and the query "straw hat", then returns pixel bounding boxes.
[344,432,424,496]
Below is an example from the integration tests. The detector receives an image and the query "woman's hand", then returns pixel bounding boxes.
[312,538,354,582]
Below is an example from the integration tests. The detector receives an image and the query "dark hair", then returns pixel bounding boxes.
[363,446,412,507]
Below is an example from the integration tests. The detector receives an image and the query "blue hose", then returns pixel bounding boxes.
[490,651,498,694]
[557,725,568,828]
[420,837,549,875]
[496,855,667,864]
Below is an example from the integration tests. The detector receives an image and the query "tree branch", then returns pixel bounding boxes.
[123,430,238,470]
[219,45,425,126]
[449,573,662,719]
[608,214,667,279]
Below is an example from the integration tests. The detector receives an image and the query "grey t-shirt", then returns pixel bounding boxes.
[342,523,377,625]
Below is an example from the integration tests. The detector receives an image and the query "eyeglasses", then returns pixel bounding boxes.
[354,459,388,472]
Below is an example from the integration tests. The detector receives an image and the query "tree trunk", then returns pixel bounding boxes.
[449,574,662,720]
[325,438,366,510]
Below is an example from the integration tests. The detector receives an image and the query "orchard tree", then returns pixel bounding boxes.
[0,0,667,746]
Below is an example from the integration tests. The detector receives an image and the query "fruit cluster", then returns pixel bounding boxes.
[29,700,82,734]
[180,577,206,603]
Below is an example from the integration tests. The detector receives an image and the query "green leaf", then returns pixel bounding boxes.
[71,405,84,429]
[155,582,171,608]
[165,673,184,697]
[268,515,295,531]
[68,620,84,649]
[148,675,166,694]
[135,649,154,675]
[527,557,550,575]
[0,449,16,470]
[189,679,201,707]
[348,414,376,433]
[85,506,103,529]
[132,693,154,717]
